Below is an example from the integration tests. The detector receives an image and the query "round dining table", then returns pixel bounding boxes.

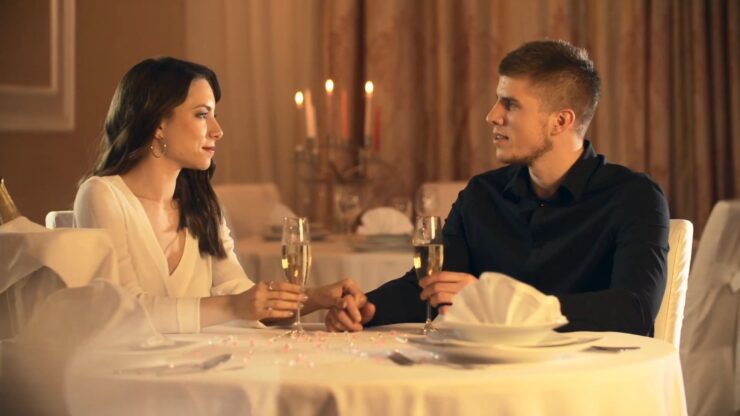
[67,323,687,416]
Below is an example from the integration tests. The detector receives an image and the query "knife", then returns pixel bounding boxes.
[116,353,232,376]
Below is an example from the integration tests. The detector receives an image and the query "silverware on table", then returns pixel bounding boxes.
[587,345,641,353]
[115,353,232,376]
[388,351,479,369]
[388,351,416,366]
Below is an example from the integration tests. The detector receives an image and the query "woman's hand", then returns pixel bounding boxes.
[230,281,305,321]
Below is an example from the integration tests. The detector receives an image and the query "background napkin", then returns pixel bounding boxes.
[443,272,566,326]
[356,207,413,235]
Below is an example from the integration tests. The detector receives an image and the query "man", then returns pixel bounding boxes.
[327,39,669,335]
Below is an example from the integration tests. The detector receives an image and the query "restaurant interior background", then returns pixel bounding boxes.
[0,0,737,237]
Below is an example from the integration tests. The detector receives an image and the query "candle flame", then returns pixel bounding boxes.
[364,81,374,95]
[325,79,334,94]
[294,91,304,107]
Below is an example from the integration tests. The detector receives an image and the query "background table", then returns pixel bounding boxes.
[67,325,687,416]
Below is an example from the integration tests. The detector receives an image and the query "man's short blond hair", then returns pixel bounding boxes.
[499,40,601,135]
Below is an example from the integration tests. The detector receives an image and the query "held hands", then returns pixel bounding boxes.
[325,283,376,332]
[305,278,365,312]
[230,281,305,322]
[419,271,477,314]
[323,271,476,331]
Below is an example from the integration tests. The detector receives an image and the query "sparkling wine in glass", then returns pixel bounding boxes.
[412,215,444,334]
[281,217,312,337]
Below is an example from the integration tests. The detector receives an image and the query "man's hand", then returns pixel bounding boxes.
[419,271,477,314]
[325,290,376,332]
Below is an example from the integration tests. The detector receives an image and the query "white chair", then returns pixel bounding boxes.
[653,219,693,347]
[419,181,467,220]
[45,210,74,229]
[680,200,740,416]
[213,183,283,239]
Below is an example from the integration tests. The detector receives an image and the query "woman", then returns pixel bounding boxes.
[74,57,359,333]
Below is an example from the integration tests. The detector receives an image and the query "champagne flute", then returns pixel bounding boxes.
[336,187,361,236]
[281,217,312,337]
[415,186,438,218]
[412,215,444,334]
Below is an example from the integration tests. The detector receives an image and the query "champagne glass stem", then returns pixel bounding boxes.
[423,301,435,334]
[293,290,303,328]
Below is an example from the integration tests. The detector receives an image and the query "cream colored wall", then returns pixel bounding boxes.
[0,0,187,223]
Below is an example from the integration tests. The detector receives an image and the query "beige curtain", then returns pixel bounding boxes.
[186,0,739,235]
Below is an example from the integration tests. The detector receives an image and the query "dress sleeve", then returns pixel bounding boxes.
[211,218,255,296]
[557,177,670,335]
[74,177,200,334]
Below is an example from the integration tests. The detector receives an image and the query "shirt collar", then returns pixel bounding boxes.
[503,140,601,202]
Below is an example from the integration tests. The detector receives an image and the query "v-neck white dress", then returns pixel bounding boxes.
[73,175,254,333]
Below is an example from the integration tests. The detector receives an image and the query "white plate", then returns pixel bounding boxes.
[441,319,568,344]
[348,236,412,252]
[408,333,601,363]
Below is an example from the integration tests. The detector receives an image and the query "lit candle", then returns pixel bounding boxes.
[294,91,304,109]
[340,90,349,140]
[363,81,374,147]
[325,79,334,138]
[294,91,305,142]
[304,89,317,139]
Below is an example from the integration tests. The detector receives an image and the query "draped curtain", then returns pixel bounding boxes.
[186,0,738,235]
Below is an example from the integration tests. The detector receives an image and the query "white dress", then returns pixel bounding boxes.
[73,175,254,333]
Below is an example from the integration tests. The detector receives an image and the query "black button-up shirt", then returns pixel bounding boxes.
[366,141,670,335]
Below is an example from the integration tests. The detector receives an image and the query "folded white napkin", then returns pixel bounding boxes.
[443,272,566,326]
[267,203,297,229]
[356,207,414,235]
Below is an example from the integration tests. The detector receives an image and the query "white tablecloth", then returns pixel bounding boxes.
[67,325,687,416]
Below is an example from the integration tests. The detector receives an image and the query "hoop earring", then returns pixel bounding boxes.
[150,140,167,158]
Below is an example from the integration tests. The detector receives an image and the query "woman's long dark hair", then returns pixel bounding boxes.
[87,57,226,258]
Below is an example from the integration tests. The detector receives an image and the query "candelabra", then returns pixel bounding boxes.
[294,136,389,232]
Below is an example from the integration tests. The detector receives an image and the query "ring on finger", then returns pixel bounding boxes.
[268,280,274,291]
[267,306,273,312]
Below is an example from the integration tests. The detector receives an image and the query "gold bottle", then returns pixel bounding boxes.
[0,177,21,224]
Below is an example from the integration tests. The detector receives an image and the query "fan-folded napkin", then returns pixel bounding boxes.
[356,207,413,235]
[443,272,566,326]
